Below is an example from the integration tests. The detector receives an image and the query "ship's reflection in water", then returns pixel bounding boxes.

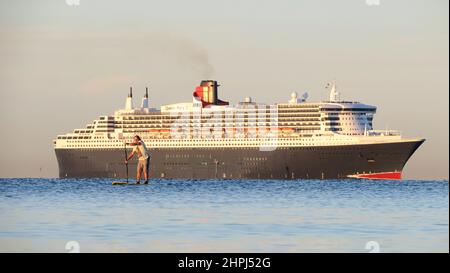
[0,178,448,252]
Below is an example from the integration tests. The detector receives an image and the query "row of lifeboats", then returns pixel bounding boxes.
[146,127,297,133]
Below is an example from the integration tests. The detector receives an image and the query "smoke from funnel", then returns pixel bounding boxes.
[80,31,215,94]
[169,35,215,78]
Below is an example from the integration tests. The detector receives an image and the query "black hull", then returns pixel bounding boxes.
[55,140,424,180]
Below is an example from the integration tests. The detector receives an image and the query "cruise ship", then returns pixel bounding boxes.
[54,80,424,180]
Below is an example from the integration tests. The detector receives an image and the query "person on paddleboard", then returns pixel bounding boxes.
[125,135,150,184]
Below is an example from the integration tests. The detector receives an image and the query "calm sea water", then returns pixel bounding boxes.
[0,178,448,252]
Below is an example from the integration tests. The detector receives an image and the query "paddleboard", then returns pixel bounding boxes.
[112,181,129,185]
[112,181,149,186]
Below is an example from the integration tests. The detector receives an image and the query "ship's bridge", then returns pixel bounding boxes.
[319,102,376,135]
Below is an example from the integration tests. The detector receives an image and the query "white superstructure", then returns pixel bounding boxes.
[54,81,412,150]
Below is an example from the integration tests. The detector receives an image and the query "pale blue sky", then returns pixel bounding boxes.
[0,0,448,178]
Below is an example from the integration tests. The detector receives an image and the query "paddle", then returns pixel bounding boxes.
[124,142,129,183]
[112,143,130,185]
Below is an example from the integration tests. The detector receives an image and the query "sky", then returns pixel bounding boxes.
[0,0,448,179]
